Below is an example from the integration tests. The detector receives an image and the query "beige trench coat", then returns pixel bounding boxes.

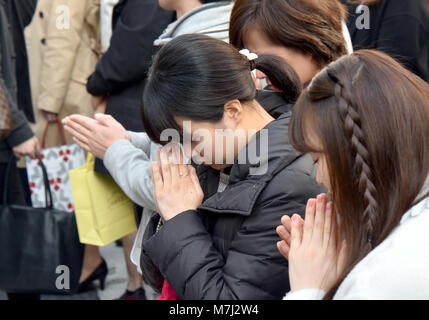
[25,0,102,147]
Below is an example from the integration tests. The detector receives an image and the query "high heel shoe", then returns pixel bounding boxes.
[78,259,108,293]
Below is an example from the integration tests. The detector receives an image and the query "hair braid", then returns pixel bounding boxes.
[333,79,378,247]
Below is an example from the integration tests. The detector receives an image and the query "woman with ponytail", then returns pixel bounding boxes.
[277,50,429,299]
[136,34,325,300]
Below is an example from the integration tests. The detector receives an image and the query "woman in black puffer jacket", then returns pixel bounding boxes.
[139,34,325,300]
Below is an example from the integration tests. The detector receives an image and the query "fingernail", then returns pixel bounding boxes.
[317,195,323,203]
[308,199,315,207]
[291,215,298,223]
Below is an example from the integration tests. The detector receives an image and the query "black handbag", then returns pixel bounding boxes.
[0,154,84,294]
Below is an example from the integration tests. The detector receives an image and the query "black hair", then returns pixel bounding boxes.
[142,34,301,145]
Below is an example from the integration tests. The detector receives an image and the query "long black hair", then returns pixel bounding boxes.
[142,34,301,145]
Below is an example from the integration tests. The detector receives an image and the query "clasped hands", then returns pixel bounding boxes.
[62,113,204,222]
[276,194,347,294]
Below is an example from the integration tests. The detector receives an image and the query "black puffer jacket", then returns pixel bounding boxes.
[141,111,326,300]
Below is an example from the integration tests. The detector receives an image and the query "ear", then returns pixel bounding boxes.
[223,100,243,127]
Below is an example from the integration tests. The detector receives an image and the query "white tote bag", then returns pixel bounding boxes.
[26,121,85,212]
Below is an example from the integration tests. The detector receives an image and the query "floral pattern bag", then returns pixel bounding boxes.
[26,120,85,212]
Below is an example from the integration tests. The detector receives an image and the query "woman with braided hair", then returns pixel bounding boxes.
[277,50,429,299]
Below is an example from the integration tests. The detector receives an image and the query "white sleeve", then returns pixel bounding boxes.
[283,289,326,300]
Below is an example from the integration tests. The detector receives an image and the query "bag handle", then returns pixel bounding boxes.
[2,153,54,209]
[41,119,67,149]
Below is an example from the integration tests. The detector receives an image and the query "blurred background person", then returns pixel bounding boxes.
[0,0,40,300]
[341,0,429,82]
[100,0,120,54]
[230,0,352,89]
[85,0,175,300]
[24,0,108,295]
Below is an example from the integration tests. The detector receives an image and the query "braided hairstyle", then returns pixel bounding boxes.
[290,50,429,299]
[328,65,378,248]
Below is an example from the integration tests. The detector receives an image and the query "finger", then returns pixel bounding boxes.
[276,225,290,246]
[312,194,327,245]
[281,215,292,234]
[28,147,36,159]
[34,139,42,154]
[323,201,333,250]
[73,137,91,153]
[159,147,171,186]
[67,114,99,132]
[63,124,90,146]
[290,214,304,250]
[188,165,202,193]
[64,118,93,138]
[151,162,164,191]
[277,241,290,260]
[302,198,316,245]
[167,146,180,184]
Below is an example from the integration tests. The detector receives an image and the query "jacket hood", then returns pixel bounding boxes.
[154,1,233,46]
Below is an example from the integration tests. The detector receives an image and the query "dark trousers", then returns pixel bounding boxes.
[0,159,40,301]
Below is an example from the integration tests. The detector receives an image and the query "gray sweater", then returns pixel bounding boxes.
[103,131,159,273]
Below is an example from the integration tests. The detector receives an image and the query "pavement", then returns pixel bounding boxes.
[0,242,159,300]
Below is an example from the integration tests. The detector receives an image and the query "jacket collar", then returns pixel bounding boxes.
[198,112,303,216]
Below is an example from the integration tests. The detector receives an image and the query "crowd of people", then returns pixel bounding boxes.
[1,0,429,300]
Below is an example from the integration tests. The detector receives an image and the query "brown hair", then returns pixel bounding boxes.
[229,0,348,68]
[289,50,429,299]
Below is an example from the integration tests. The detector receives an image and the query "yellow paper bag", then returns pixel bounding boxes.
[69,154,137,246]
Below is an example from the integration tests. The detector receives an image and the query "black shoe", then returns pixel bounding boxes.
[78,259,108,293]
[115,288,147,300]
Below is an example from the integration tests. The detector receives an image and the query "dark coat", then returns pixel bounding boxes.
[342,0,429,81]
[86,0,175,174]
[0,80,34,163]
[140,110,326,300]
[0,0,36,122]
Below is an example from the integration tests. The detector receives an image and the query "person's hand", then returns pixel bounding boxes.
[251,70,263,90]
[151,145,204,222]
[62,113,130,159]
[41,110,58,123]
[276,194,347,293]
[91,95,106,111]
[12,136,41,159]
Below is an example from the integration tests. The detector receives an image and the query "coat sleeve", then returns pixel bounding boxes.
[103,136,157,211]
[143,170,325,300]
[1,81,34,148]
[37,0,88,114]
[86,0,174,96]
